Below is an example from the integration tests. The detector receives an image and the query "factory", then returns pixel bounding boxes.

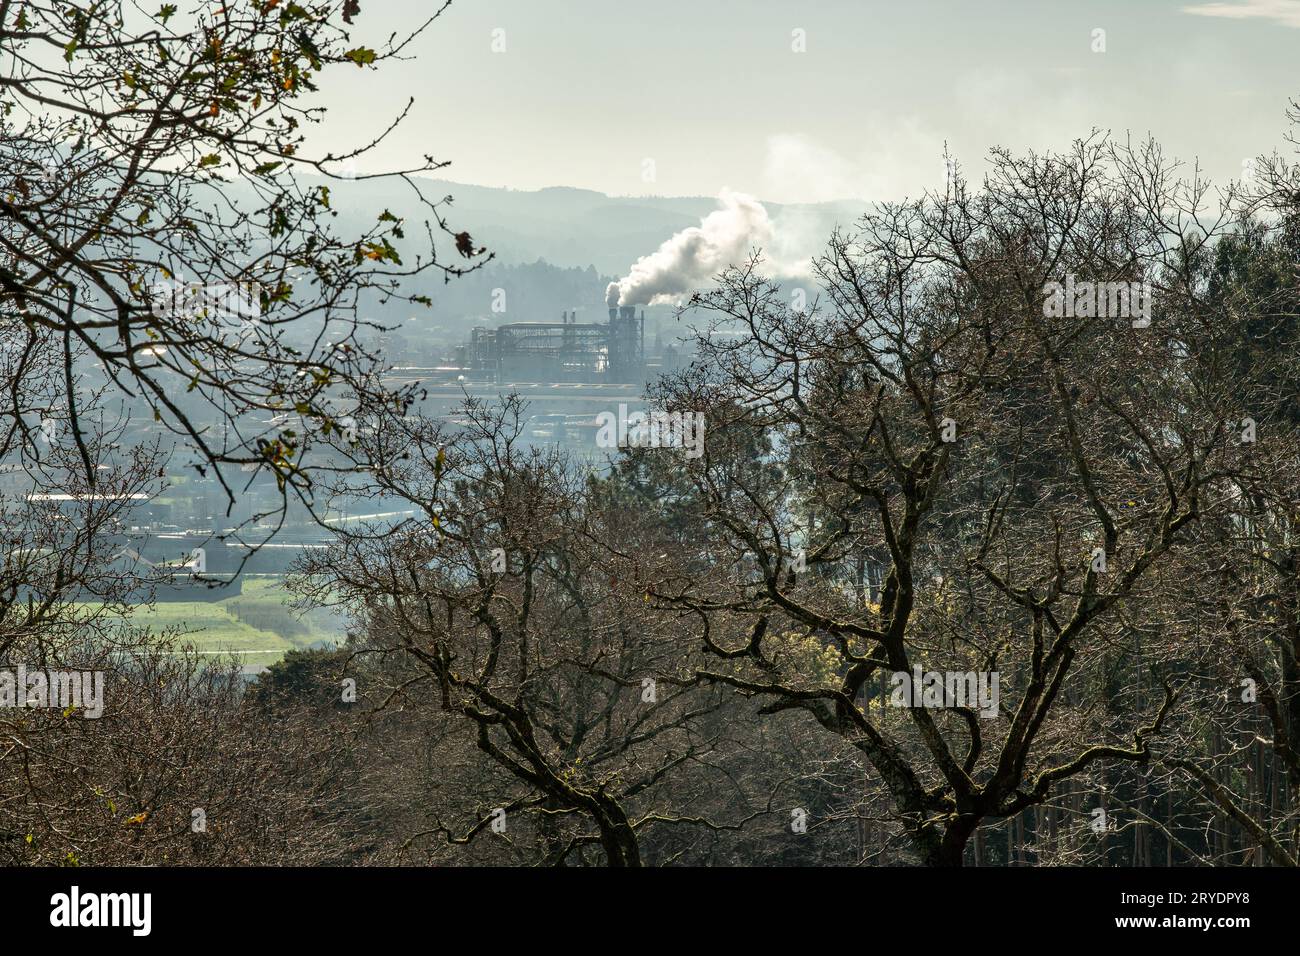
[465,305,646,384]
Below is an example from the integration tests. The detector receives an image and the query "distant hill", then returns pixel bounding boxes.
[265,175,872,349]
[318,176,869,277]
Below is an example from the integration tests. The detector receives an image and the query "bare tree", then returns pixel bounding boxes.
[291,395,831,866]
[628,135,1255,865]
[0,0,489,529]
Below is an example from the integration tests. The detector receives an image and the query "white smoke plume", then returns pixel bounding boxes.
[605,189,775,308]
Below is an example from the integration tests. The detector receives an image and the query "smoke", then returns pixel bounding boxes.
[605,189,776,308]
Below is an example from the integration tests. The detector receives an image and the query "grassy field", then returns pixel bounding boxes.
[92,577,346,662]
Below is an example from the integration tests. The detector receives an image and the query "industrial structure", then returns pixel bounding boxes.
[465,306,645,383]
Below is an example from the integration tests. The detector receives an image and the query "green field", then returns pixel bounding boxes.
[94,577,346,662]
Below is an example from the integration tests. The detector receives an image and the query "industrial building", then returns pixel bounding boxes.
[465,306,645,383]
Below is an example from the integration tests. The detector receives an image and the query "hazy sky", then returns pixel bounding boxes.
[314,0,1300,203]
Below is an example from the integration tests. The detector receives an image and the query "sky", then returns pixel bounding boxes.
[311,0,1300,204]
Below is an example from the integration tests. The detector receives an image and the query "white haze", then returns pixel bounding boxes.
[605,189,777,308]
